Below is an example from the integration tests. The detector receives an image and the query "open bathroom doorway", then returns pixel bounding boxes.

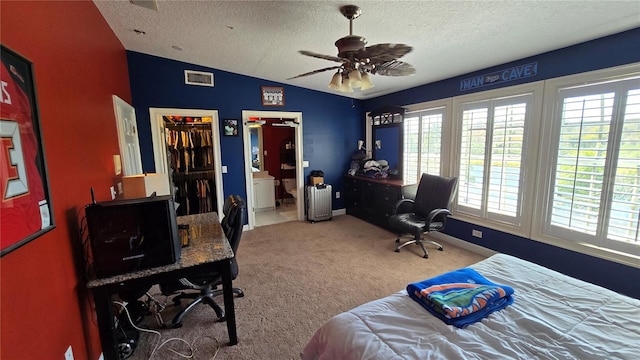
[242,110,304,230]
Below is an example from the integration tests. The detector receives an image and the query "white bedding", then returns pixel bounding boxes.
[301,254,640,359]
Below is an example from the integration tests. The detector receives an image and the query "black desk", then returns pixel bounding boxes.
[86,213,237,360]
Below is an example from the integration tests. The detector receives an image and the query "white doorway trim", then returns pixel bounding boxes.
[148,107,224,216]
[242,110,304,230]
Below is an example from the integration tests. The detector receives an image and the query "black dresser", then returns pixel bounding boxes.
[344,175,418,230]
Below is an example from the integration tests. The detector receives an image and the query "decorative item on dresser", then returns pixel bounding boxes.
[343,175,417,230]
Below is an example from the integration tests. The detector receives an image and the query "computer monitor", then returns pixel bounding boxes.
[85,195,181,278]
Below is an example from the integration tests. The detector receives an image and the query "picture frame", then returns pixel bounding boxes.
[1,45,55,257]
[261,86,285,106]
[223,118,239,137]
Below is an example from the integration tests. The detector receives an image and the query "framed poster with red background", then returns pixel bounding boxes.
[1,45,55,256]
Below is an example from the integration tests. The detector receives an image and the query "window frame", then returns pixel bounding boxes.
[534,64,640,263]
[401,99,452,183]
[450,82,544,237]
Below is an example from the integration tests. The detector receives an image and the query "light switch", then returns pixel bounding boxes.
[222,166,228,173]
[302,161,310,168]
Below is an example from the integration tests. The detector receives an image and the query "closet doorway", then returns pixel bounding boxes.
[242,110,304,230]
[149,108,224,216]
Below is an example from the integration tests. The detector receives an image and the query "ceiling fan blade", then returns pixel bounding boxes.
[372,60,416,76]
[287,66,342,80]
[299,50,344,63]
[357,43,413,63]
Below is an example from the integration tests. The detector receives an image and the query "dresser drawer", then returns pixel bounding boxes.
[374,183,402,206]
[343,175,416,231]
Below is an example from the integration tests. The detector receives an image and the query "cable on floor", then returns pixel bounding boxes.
[113,301,221,359]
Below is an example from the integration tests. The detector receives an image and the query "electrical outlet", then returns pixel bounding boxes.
[110,186,116,200]
[335,191,341,199]
[472,229,483,238]
[64,345,74,360]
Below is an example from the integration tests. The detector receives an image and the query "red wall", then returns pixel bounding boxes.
[0,1,131,359]
[262,124,295,199]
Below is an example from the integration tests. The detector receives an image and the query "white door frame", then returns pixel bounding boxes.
[242,110,304,230]
[149,108,224,216]
[113,95,143,175]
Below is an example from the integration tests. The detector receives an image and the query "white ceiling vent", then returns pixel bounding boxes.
[184,70,214,87]
[129,0,158,11]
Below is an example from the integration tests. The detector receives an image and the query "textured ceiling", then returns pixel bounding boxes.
[94,0,640,100]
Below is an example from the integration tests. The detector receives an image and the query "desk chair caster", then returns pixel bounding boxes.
[395,238,443,259]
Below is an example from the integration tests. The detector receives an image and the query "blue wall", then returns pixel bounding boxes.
[127,51,363,209]
[364,28,640,298]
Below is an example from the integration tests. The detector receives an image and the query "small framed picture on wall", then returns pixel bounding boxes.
[261,86,285,106]
[223,119,239,136]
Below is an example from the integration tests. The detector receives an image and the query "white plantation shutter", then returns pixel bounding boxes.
[608,89,640,245]
[545,78,640,255]
[459,107,488,211]
[456,94,531,225]
[403,108,444,184]
[488,102,526,218]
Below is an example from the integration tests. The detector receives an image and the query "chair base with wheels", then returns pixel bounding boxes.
[168,281,245,327]
[394,236,443,259]
[388,174,458,259]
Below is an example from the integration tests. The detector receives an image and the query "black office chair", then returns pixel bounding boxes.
[160,195,246,327]
[388,174,458,259]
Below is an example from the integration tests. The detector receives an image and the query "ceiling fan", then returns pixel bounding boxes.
[287,5,415,92]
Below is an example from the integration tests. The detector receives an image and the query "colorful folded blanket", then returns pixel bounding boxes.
[407,268,514,328]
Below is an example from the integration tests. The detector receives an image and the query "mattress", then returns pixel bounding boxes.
[301,254,640,359]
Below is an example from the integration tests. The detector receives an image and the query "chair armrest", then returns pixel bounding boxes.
[426,208,451,224]
[393,198,415,214]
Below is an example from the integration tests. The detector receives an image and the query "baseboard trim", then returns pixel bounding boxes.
[335,211,495,258]
[332,208,346,216]
[429,232,497,258]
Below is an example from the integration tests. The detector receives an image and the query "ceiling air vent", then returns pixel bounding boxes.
[184,70,214,87]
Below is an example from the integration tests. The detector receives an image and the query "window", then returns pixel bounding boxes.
[454,91,536,227]
[403,108,444,184]
[543,77,640,255]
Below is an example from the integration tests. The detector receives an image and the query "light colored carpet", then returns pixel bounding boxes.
[128,215,485,360]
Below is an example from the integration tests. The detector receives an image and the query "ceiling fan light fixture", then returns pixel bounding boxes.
[328,71,342,89]
[360,72,375,90]
[340,74,353,93]
[289,4,412,93]
[349,69,362,89]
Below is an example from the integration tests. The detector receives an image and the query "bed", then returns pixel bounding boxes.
[301,254,640,359]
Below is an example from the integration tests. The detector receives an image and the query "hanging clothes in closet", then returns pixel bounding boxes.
[164,118,216,216]
[172,172,215,216]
